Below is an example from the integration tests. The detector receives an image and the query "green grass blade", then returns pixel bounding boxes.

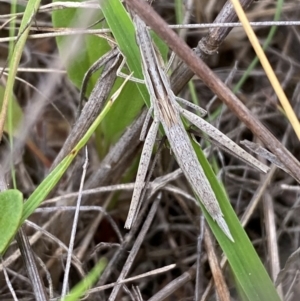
[0,87,23,136]
[52,0,111,92]
[3,0,41,188]
[100,0,168,148]
[61,258,107,301]
[52,0,145,152]
[101,0,149,105]
[1,0,41,138]
[98,0,150,154]
[22,88,121,222]
[192,139,280,301]
[0,190,23,255]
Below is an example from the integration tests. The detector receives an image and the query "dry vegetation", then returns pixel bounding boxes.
[1,0,300,300]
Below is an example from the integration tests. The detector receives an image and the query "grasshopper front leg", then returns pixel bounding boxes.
[125,117,160,229]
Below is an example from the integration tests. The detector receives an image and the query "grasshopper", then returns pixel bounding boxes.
[124,13,269,241]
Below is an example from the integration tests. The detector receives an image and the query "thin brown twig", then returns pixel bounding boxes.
[203,228,230,301]
[170,0,254,93]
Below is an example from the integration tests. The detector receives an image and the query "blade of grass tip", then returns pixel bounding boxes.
[191,139,281,301]
[1,0,41,140]
[21,75,131,222]
[230,0,300,140]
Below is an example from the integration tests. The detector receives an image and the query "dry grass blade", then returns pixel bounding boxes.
[230,0,300,139]
[50,48,121,169]
[15,228,48,301]
[204,228,230,301]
